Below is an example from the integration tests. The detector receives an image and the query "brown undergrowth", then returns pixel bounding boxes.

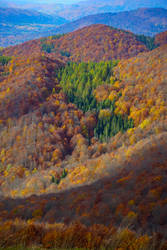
[0,219,166,249]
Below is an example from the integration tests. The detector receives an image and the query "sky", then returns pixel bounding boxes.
[35,0,82,3]
[44,0,82,2]
[2,0,167,8]
[3,0,167,6]
[7,0,83,3]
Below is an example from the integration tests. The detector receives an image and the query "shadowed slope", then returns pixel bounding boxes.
[0,131,167,234]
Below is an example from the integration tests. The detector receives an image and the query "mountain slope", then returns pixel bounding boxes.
[48,24,149,62]
[0,29,167,248]
[155,30,167,45]
[0,132,167,230]
[3,24,149,62]
[54,8,167,37]
[0,30,166,199]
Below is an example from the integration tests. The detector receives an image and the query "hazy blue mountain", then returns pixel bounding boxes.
[53,8,167,37]
[0,7,68,25]
[1,7,167,47]
[0,0,167,20]
[0,7,69,47]
[44,0,167,20]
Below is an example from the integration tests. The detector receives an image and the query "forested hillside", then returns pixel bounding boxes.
[47,24,149,62]
[3,24,149,62]
[155,30,167,46]
[0,26,167,249]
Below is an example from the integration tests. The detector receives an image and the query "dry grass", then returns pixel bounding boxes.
[0,220,166,250]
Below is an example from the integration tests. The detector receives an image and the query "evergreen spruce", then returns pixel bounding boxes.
[57,60,134,142]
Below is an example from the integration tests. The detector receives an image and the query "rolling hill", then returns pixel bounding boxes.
[4,24,149,62]
[0,7,68,47]
[54,8,167,37]
[0,26,167,249]
[0,7,68,25]
[1,0,167,20]
[51,0,167,20]
[1,8,167,47]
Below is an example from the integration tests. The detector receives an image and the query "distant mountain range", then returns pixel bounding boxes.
[0,0,167,20]
[0,7,68,25]
[1,7,167,47]
[0,7,68,47]
[54,8,167,37]
[49,0,167,20]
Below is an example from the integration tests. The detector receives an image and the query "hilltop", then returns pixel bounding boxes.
[4,24,149,62]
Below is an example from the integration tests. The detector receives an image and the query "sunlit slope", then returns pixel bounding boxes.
[112,44,167,126]
[43,24,149,62]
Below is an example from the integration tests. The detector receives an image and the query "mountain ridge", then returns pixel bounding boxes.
[3,24,149,62]
[1,0,167,20]
[0,7,68,25]
[0,7,69,47]
[1,7,167,48]
[54,8,167,37]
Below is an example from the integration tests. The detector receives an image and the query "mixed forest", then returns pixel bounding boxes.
[0,25,167,249]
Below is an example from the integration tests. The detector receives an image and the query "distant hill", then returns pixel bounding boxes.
[51,0,167,20]
[0,7,68,25]
[1,7,167,47]
[0,7,68,47]
[54,8,167,37]
[1,0,167,20]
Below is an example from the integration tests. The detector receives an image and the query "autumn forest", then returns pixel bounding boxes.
[0,21,167,249]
